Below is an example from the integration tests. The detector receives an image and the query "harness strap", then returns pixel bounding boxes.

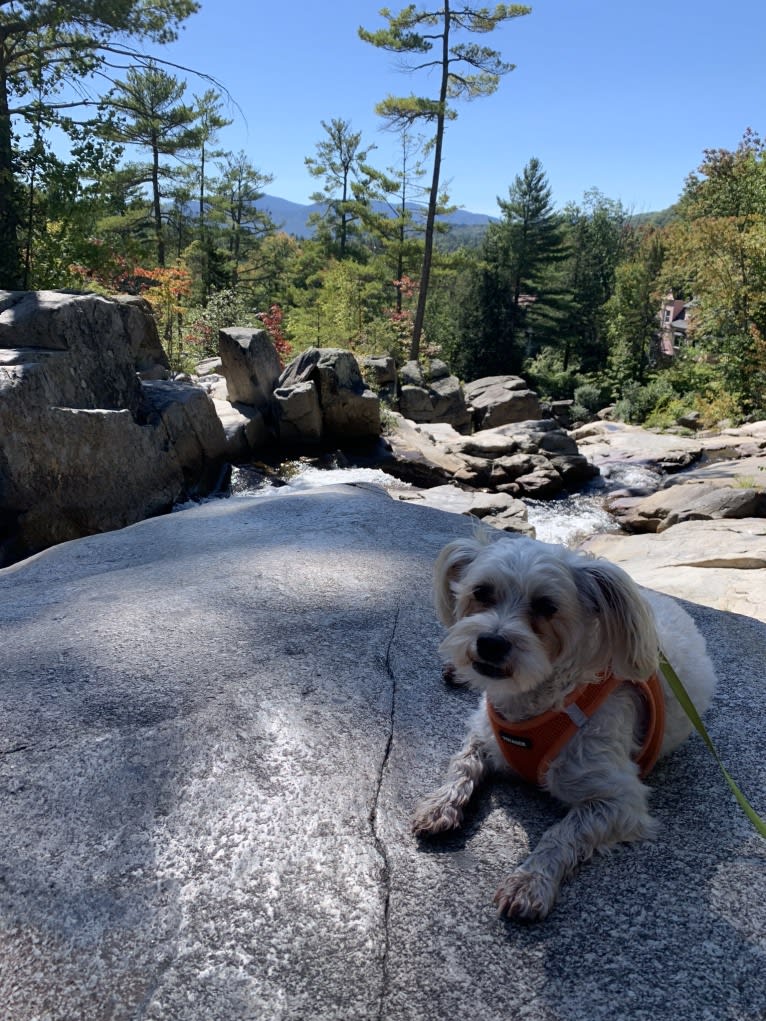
[487,672,666,787]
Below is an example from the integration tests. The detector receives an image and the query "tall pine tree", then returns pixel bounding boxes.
[359,2,531,360]
[457,157,566,378]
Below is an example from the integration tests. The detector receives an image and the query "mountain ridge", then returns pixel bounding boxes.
[253,193,495,239]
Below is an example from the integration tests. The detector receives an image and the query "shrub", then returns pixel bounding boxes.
[524,349,579,400]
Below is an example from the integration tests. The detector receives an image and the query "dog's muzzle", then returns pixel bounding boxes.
[474,633,512,678]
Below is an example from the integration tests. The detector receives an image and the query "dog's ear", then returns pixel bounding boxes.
[573,557,659,679]
[433,538,484,626]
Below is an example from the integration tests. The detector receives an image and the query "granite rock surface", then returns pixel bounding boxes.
[1,487,764,1021]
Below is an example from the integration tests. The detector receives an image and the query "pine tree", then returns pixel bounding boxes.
[305,118,377,260]
[0,0,199,287]
[458,157,567,377]
[359,2,531,360]
[104,63,201,266]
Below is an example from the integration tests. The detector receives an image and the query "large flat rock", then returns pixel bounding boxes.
[1,488,764,1020]
[583,518,766,622]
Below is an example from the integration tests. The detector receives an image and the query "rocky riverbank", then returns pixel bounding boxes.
[573,421,766,620]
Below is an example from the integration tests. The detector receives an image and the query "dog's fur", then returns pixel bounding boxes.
[412,533,717,921]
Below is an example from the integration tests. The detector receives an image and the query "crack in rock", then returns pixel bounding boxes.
[368,605,400,1021]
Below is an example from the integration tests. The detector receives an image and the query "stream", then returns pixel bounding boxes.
[228,457,662,547]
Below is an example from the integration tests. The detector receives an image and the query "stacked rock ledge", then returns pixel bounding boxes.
[0,290,227,566]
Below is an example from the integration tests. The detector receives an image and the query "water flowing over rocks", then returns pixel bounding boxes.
[2,486,764,1020]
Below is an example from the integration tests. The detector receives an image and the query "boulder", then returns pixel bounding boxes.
[428,358,451,381]
[399,359,425,387]
[0,290,228,565]
[658,486,766,531]
[582,518,766,622]
[1,289,145,415]
[383,415,598,499]
[398,376,471,431]
[609,479,766,534]
[272,380,323,444]
[142,380,229,494]
[393,484,533,534]
[398,384,434,420]
[1,487,763,1019]
[213,399,268,461]
[380,414,469,487]
[571,420,705,473]
[0,406,185,563]
[463,375,542,430]
[361,355,397,388]
[218,327,281,408]
[195,356,223,377]
[276,348,380,441]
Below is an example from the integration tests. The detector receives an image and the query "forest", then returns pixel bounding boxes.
[2,1,766,428]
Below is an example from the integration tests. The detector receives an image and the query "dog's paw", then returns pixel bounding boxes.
[493,869,558,922]
[411,793,463,836]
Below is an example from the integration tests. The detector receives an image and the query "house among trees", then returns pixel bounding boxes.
[658,291,693,357]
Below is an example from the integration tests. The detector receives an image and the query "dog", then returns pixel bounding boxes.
[412,533,717,921]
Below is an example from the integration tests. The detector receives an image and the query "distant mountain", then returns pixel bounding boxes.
[253,193,495,240]
[631,205,679,227]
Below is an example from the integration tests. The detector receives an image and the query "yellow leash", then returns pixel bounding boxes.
[659,653,766,839]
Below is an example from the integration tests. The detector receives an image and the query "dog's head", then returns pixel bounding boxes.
[434,535,658,705]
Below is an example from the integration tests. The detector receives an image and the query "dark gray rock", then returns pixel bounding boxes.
[399,359,425,387]
[218,327,281,409]
[276,348,380,441]
[0,291,227,564]
[464,375,542,430]
[272,380,323,444]
[1,487,763,1020]
[361,354,397,388]
[398,378,471,431]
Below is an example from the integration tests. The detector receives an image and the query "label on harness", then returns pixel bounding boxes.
[499,733,533,749]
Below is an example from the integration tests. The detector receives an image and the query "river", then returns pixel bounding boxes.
[228,457,662,547]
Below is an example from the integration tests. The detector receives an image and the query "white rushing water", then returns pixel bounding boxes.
[228,457,662,546]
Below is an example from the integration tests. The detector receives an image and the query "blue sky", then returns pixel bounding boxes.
[158,0,766,217]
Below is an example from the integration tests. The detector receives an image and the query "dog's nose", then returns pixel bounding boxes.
[476,634,512,663]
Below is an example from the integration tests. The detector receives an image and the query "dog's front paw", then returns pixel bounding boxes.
[494,869,558,922]
[411,792,464,837]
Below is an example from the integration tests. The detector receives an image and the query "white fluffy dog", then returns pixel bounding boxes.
[412,533,717,921]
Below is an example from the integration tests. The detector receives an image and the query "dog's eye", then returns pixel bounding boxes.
[530,596,557,619]
[472,584,496,606]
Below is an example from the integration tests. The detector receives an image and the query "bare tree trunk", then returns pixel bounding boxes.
[0,49,22,289]
[151,133,165,267]
[410,0,450,361]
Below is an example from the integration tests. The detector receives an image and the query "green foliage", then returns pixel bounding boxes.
[665,129,766,413]
[605,259,657,387]
[572,382,605,413]
[183,288,258,357]
[103,63,202,266]
[0,0,200,287]
[524,348,580,400]
[455,157,568,380]
[305,118,378,261]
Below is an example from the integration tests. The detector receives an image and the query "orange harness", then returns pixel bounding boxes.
[487,672,666,787]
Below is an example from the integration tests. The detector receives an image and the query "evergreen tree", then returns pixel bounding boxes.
[359,2,531,360]
[104,63,201,266]
[211,151,275,290]
[558,189,632,371]
[305,118,378,260]
[457,157,567,378]
[0,0,199,287]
